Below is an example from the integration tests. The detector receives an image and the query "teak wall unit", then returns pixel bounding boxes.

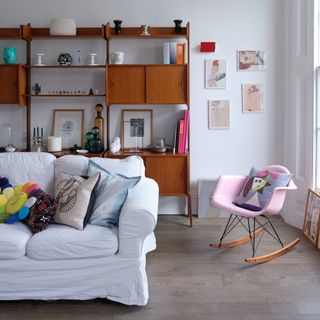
[104,23,192,226]
[0,22,192,226]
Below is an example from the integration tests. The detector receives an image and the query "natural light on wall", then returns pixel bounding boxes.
[316,0,320,188]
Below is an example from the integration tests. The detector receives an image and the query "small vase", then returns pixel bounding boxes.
[173,19,183,34]
[3,47,16,64]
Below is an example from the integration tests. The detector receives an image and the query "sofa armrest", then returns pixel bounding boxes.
[118,177,159,258]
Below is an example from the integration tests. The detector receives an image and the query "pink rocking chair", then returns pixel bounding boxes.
[210,165,300,263]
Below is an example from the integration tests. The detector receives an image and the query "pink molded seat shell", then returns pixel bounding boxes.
[211,165,297,218]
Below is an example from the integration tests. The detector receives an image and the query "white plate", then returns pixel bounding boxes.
[76,149,88,154]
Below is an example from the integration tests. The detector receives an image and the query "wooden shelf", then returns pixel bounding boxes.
[102,150,188,158]
[107,64,187,67]
[0,28,21,39]
[26,65,106,69]
[25,94,105,97]
[21,25,105,40]
[106,25,188,40]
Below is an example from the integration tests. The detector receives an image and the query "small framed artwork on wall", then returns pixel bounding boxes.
[52,109,84,149]
[208,100,230,129]
[237,50,266,71]
[303,188,320,247]
[242,84,264,113]
[205,59,226,89]
[121,109,153,151]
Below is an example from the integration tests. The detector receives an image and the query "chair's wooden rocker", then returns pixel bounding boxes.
[209,165,300,264]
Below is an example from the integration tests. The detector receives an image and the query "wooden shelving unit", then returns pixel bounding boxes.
[0,22,192,225]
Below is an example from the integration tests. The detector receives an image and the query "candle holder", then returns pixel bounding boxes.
[35,53,45,66]
[113,20,123,35]
[140,25,150,36]
[89,53,98,65]
[173,19,183,34]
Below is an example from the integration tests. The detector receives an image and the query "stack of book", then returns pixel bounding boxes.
[173,110,189,154]
[163,42,188,64]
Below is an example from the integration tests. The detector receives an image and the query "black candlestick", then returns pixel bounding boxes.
[113,20,123,35]
[174,19,183,34]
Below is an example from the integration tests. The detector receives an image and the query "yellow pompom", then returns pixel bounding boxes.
[0,194,8,207]
[2,187,14,200]
[14,185,23,195]
[6,192,28,215]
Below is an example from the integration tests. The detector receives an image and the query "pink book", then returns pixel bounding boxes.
[182,110,189,153]
[177,119,184,154]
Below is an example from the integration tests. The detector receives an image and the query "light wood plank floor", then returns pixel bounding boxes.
[1,215,320,320]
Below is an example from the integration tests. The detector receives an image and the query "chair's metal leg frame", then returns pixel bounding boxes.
[218,214,285,258]
[218,214,243,247]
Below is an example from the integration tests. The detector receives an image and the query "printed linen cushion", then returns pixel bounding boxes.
[54,172,100,230]
[87,160,140,227]
[234,167,293,210]
[26,191,57,233]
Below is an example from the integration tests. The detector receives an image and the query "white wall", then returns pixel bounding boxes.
[0,0,285,214]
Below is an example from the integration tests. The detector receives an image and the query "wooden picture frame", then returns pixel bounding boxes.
[303,188,320,246]
[52,109,84,149]
[121,109,153,151]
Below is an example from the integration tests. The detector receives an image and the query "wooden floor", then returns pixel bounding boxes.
[1,215,320,320]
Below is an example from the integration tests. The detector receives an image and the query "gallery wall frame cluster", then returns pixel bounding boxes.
[205,50,266,130]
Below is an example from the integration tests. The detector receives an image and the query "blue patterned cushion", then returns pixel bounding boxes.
[234,167,293,210]
[87,160,140,227]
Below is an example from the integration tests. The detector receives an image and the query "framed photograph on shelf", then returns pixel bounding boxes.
[205,59,226,89]
[121,109,153,151]
[208,100,230,130]
[303,189,320,246]
[242,84,264,113]
[52,109,84,149]
[237,50,266,71]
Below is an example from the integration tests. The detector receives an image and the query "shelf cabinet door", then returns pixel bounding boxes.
[107,65,145,104]
[145,156,187,195]
[0,65,26,105]
[146,65,187,104]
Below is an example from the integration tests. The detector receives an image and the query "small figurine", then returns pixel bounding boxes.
[110,137,121,154]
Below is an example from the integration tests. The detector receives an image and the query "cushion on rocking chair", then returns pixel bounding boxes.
[233,167,293,210]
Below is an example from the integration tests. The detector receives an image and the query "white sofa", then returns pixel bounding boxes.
[0,152,159,306]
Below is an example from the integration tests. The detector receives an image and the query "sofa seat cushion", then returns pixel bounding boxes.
[27,224,118,260]
[0,222,33,260]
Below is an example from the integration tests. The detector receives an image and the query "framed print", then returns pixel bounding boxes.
[237,50,266,71]
[208,100,230,129]
[242,84,264,113]
[303,189,320,246]
[52,109,84,149]
[121,109,153,151]
[205,59,226,89]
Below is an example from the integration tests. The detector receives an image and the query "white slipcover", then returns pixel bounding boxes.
[0,152,159,305]
[27,224,119,260]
